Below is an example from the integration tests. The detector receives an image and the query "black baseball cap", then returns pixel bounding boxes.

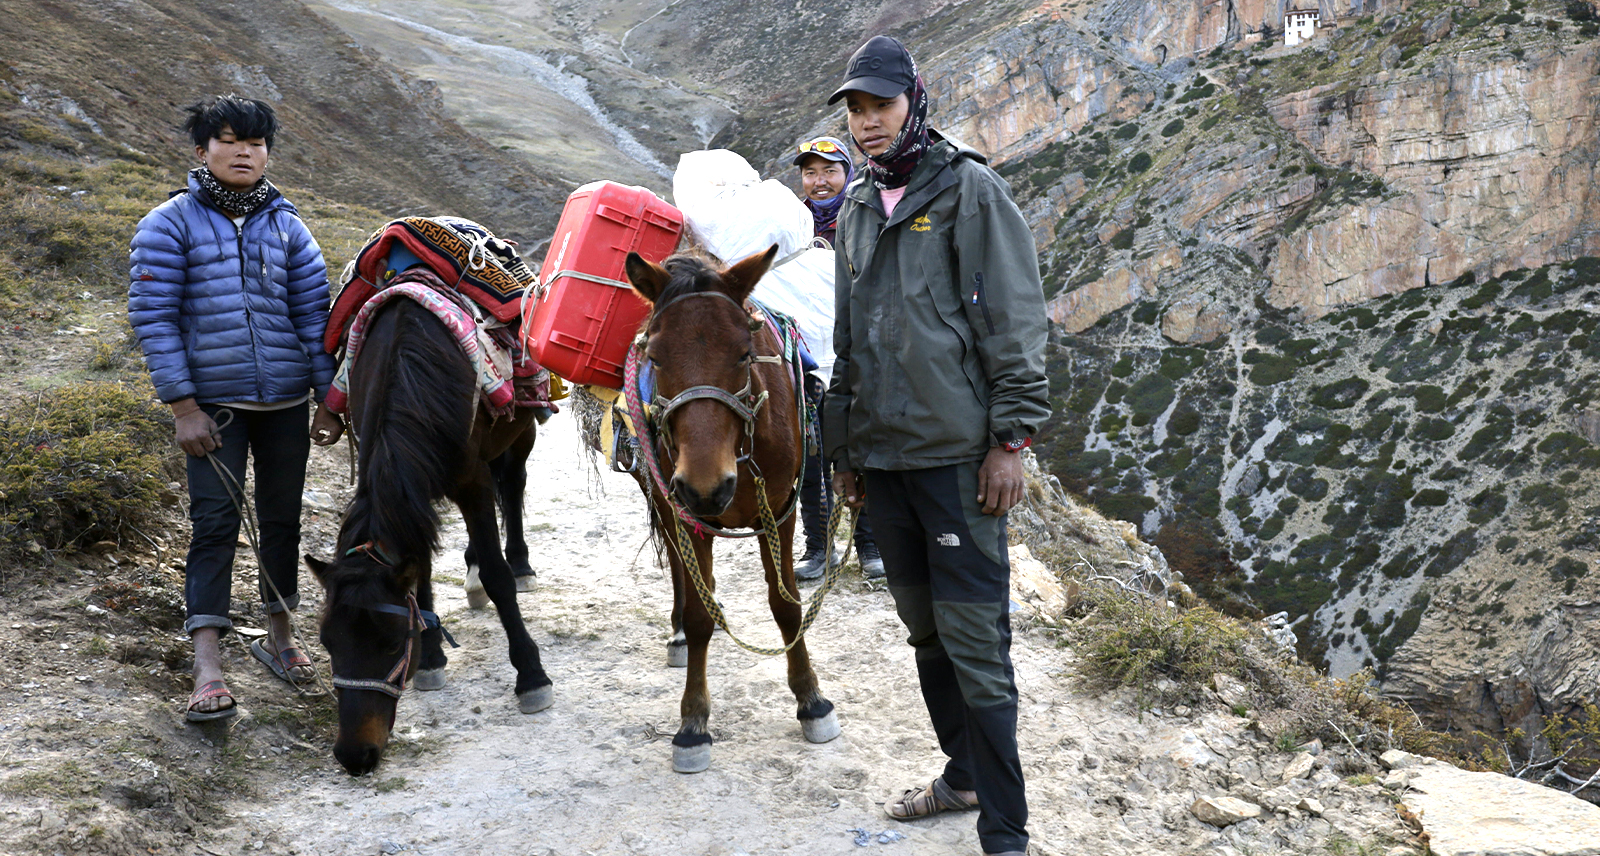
[828,35,917,104]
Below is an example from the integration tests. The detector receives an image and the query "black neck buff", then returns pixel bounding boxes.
[191,167,273,218]
[855,75,931,192]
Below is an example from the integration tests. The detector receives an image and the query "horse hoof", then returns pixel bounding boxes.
[413,668,447,691]
[801,708,842,744]
[517,685,554,714]
[514,573,536,593]
[672,743,711,774]
[666,642,688,669]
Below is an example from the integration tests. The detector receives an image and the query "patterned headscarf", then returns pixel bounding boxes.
[853,75,931,191]
[191,166,274,218]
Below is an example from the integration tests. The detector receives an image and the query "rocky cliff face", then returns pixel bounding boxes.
[1266,41,1600,316]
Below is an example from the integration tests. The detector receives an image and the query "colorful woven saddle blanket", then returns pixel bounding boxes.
[325,216,536,353]
[325,269,557,420]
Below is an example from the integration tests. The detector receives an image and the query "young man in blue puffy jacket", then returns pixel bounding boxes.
[129,95,344,721]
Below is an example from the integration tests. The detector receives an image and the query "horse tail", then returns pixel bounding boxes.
[355,300,476,561]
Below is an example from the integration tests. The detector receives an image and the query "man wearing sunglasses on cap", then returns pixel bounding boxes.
[791,136,883,582]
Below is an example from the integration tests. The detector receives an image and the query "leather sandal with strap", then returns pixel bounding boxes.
[185,679,237,722]
[885,776,979,820]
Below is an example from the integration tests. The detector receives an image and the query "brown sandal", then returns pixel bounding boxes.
[185,679,237,722]
[885,776,978,820]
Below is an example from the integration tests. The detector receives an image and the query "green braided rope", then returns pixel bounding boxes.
[754,474,802,607]
[673,475,857,656]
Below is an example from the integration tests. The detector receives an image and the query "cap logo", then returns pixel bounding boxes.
[849,56,885,75]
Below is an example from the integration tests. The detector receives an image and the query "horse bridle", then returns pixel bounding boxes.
[646,290,780,454]
[330,542,458,700]
[625,289,806,537]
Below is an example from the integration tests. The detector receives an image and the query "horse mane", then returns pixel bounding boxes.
[341,300,475,565]
[655,252,730,307]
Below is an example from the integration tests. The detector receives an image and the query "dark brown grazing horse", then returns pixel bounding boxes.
[623,247,841,773]
[305,298,552,776]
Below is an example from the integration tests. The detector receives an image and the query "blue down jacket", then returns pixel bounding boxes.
[129,175,336,405]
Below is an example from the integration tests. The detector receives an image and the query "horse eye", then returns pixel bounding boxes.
[740,351,753,363]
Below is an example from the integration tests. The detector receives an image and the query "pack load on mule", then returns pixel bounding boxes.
[671,149,837,382]
[326,215,564,420]
[309,216,557,776]
[522,181,685,388]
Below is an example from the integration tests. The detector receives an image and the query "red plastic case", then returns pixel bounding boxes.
[524,181,683,388]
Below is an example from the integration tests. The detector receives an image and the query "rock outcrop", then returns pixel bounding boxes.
[1387,750,1600,856]
[1266,43,1600,316]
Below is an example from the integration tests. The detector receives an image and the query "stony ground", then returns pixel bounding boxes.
[0,402,1432,856]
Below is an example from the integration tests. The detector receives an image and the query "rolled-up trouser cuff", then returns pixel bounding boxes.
[185,614,234,636]
[262,592,300,614]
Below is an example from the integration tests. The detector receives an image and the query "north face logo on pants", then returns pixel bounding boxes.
[936,533,961,547]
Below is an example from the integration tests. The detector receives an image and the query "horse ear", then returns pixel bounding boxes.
[305,554,331,583]
[624,252,668,303]
[721,244,779,303]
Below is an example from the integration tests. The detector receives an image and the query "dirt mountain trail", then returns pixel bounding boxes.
[212,412,1105,856]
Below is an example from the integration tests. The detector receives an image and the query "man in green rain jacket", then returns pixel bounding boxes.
[822,34,1050,856]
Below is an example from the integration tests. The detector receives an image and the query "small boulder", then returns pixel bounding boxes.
[1380,749,1421,770]
[1191,795,1262,827]
[1298,797,1325,817]
[1282,752,1317,782]
[1421,13,1452,44]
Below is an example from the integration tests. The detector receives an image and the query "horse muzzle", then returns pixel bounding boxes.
[670,472,738,517]
[334,738,386,777]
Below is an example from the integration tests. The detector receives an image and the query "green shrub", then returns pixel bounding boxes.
[0,382,172,556]
[1412,488,1448,507]
[1411,384,1448,413]
[1096,491,1157,524]
[1423,529,1478,577]
[1245,350,1298,385]
[1413,417,1456,442]
[1127,374,1176,420]
[1460,418,1513,461]
[1062,449,1112,479]
[1168,407,1202,436]
[1159,348,1206,380]
[1311,377,1370,410]
[1160,119,1186,138]
[1114,123,1141,140]
[1110,227,1136,250]
[1128,152,1152,173]
[1551,556,1590,581]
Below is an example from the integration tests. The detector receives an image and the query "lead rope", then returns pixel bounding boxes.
[203,409,336,701]
[624,338,851,654]
[665,477,857,656]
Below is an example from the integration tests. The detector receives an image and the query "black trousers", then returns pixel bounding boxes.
[862,463,1027,854]
[182,403,309,635]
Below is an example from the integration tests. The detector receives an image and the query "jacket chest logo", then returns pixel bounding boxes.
[910,215,932,233]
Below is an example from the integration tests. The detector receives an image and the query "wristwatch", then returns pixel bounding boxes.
[1000,437,1032,453]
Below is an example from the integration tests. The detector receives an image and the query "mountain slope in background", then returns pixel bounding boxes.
[0,0,568,242]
